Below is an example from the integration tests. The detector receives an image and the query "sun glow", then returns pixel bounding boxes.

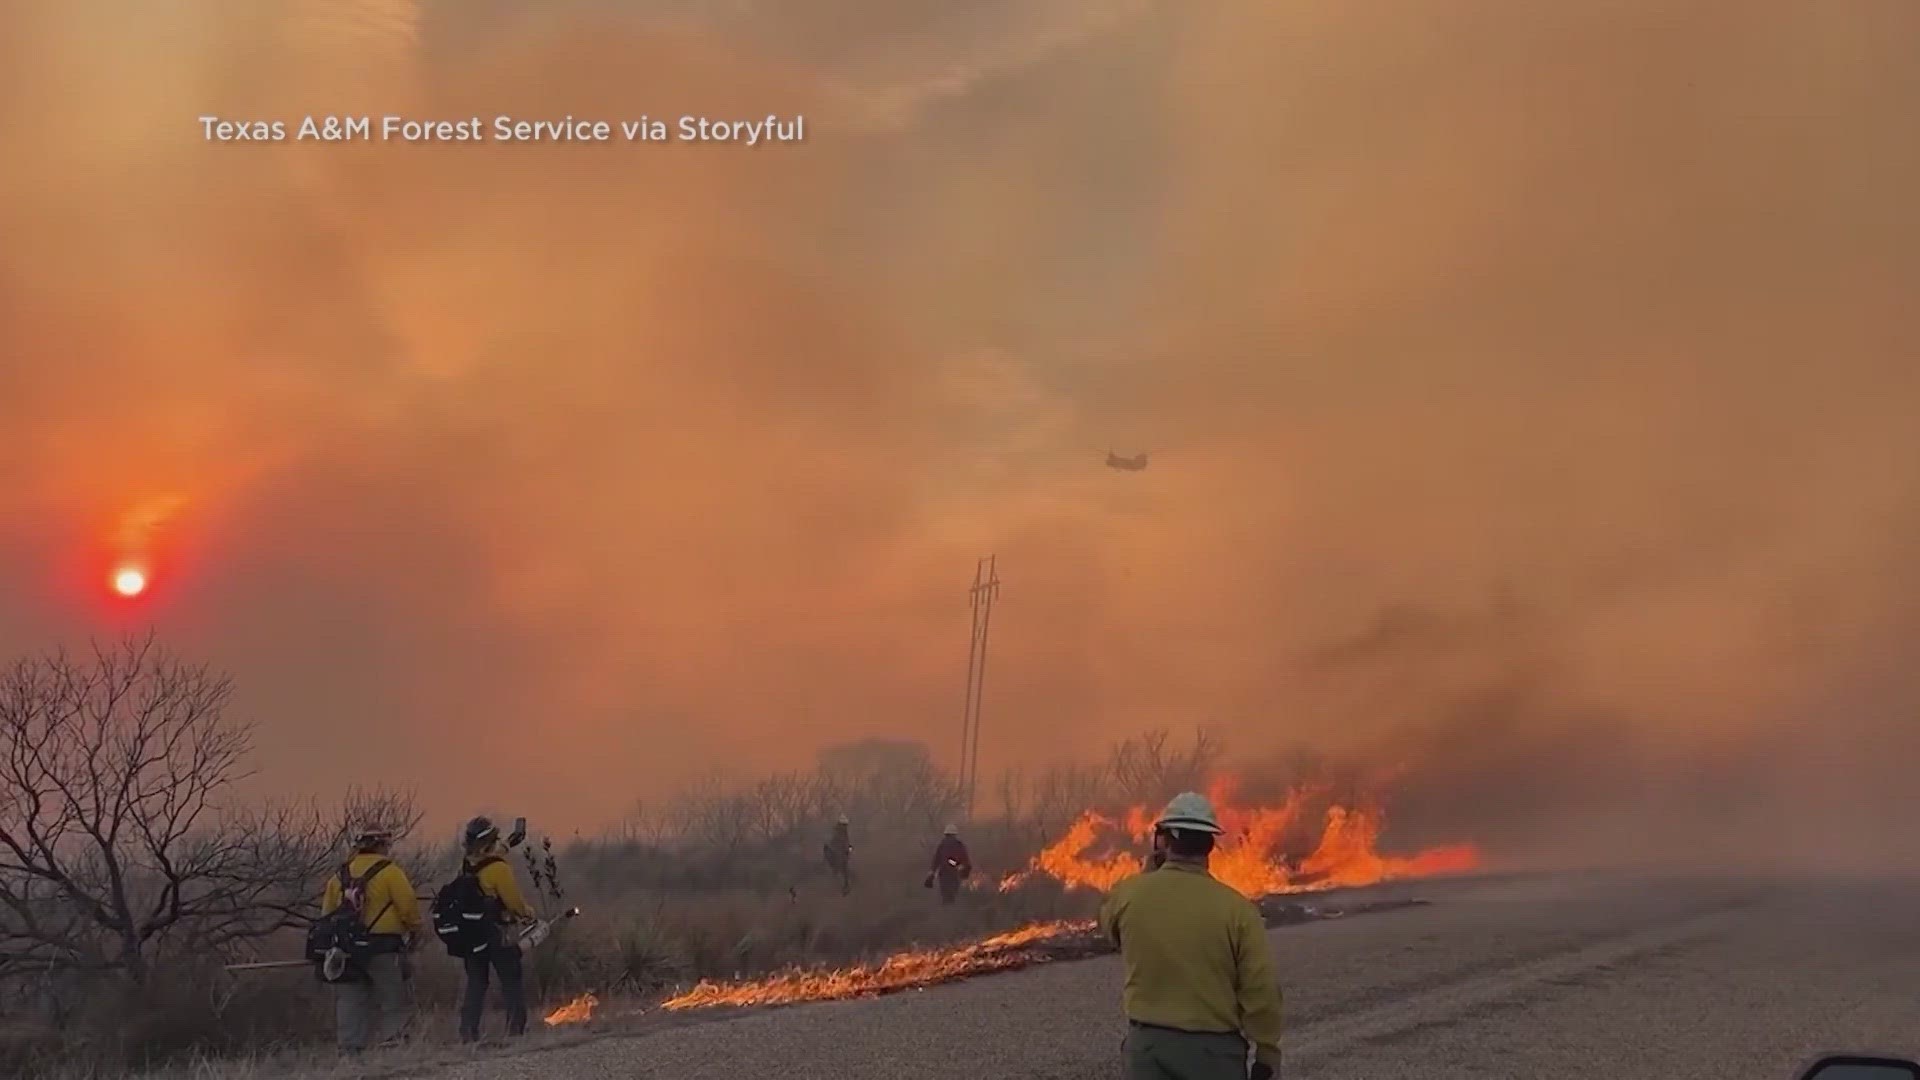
[112,567,148,598]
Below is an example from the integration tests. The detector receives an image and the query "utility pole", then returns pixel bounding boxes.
[957,555,1001,822]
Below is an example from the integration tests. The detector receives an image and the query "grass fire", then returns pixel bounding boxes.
[655,777,1477,1013]
[5,1,1918,1076]
[544,992,598,1027]
[660,921,1097,1011]
[1000,778,1481,899]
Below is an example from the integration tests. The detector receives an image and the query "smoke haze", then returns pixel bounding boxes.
[2,2,1916,863]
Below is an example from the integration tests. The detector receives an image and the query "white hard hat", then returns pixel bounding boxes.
[838,814,850,825]
[943,823,958,835]
[352,823,395,845]
[1153,792,1223,835]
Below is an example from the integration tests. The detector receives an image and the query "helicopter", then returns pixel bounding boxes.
[1106,449,1149,472]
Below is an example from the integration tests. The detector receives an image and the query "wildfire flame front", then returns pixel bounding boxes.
[1020,780,1481,899]
[657,779,1480,1015]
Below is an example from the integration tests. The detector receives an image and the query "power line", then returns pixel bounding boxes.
[957,555,1000,822]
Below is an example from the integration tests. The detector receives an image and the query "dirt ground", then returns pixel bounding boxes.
[407,872,1918,1080]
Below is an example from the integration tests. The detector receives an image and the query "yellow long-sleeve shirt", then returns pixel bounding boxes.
[1098,861,1284,1067]
[467,848,535,921]
[320,852,421,937]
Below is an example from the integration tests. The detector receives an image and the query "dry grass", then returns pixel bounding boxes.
[10,842,1091,1080]
[1,730,1246,1077]
[532,862,1093,993]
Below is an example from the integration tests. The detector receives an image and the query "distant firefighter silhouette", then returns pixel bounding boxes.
[823,816,853,895]
[923,825,973,903]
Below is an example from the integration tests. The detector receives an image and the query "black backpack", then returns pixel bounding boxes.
[305,859,394,981]
[430,856,504,958]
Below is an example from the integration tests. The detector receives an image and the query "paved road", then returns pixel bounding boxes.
[432,873,1920,1080]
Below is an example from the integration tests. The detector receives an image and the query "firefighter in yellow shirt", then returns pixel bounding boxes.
[1099,792,1283,1080]
[318,823,421,1051]
[457,816,537,1042]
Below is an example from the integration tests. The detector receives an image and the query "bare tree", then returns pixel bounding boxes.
[996,766,1028,824]
[741,772,819,846]
[0,638,337,985]
[226,784,428,947]
[816,738,961,835]
[1109,728,1225,807]
[335,785,424,850]
[1025,764,1115,840]
[661,774,755,862]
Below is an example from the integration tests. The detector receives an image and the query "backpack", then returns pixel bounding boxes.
[430,856,504,958]
[305,859,394,982]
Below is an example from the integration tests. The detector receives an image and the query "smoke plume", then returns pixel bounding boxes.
[1,2,1916,863]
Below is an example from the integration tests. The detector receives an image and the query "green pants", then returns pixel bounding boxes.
[335,952,408,1051]
[1124,1023,1250,1080]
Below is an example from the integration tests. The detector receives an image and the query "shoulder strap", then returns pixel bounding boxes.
[354,860,396,930]
[353,858,393,890]
[470,856,504,874]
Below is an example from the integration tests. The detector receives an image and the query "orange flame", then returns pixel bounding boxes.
[1022,781,1480,899]
[1034,812,1142,892]
[543,992,598,1026]
[650,780,1476,1016]
[659,920,1094,1012]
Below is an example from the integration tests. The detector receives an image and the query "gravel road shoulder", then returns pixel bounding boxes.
[415,873,1920,1080]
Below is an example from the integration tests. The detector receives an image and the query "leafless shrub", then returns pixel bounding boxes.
[997,764,1110,847]
[333,786,423,850]
[0,637,420,992]
[0,638,282,985]
[1109,727,1224,807]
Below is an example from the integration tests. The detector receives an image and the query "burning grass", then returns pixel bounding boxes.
[654,895,1437,1014]
[658,919,1100,1011]
[544,992,599,1026]
[654,778,1478,1015]
[1007,778,1481,899]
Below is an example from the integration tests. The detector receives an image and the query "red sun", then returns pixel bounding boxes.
[111,567,148,598]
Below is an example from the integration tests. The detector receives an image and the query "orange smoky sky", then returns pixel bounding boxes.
[1,2,1917,853]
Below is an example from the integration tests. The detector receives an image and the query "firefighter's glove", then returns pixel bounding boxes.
[922,873,935,889]
[1250,1063,1275,1080]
